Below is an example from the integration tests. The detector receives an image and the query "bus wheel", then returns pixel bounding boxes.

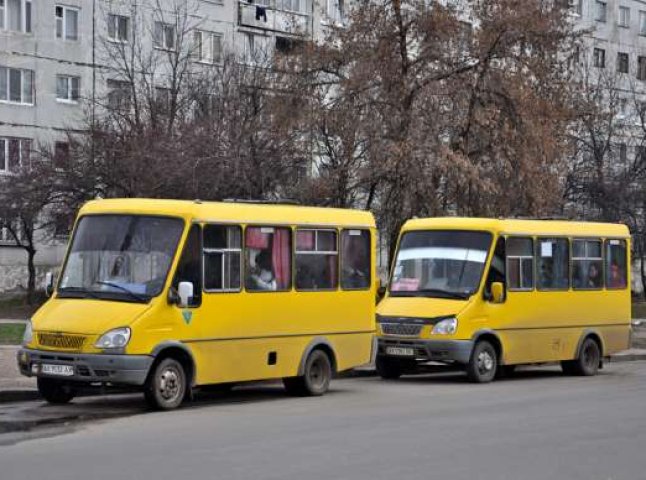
[375,356,404,380]
[283,349,332,397]
[466,340,498,383]
[144,358,187,410]
[564,337,600,377]
[37,378,75,404]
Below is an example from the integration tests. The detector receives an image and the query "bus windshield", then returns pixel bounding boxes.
[58,215,184,302]
[389,230,492,299]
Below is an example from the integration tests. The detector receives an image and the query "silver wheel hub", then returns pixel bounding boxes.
[159,368,181,401]
[477,351,494,373]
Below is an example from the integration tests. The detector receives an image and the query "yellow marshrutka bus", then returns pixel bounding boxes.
[18,199,377,409]
[376,217,631,382]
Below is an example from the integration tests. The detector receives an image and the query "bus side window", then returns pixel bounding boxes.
[295,229,338,290]
[245,226,292,292]
[536,238,569,290]
[172,224,202,307]
[572,239,602,290]
[203,225,242,292]
[341,229,371,290]
[506,237,534,291]
[484,237,505,298]
[605,239,628,289]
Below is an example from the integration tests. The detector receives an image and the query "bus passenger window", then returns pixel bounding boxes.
[572,239,602,290]
[245,226,292,292]
[173,224,202,306]
[536,238,569,290]
[605,239,627,289]
[506,237,533,290]
[203,225,241,292]
[341,229,371,290]
[295,229,338,290]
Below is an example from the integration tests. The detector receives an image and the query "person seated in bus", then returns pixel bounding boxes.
[587,262,602,288]
[108,254,131,284]
[248,250,277,291]
[608,262,626,288]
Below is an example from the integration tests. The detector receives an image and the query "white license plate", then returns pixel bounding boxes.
[41,364,74,376]
[386,347,415,357]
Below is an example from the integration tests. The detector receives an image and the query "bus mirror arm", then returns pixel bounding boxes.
[44,272,54,298]
[167,287,180,305]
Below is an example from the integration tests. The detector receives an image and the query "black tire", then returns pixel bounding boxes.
[37,377,76,404]
[375,355,404,380]
[563,337,601,376]
[144,358,187,410]
[466,340,498,383]
[283,349,332,397]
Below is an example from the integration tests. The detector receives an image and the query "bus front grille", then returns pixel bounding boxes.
[37,332,87,351]
[380,323,423,337]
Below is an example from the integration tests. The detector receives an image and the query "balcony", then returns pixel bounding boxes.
[238,1,310,37]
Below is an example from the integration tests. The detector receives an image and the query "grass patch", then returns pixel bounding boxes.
[0,323,26,345]
[633,303,646,320]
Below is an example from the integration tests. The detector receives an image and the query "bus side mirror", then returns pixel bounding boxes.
[177,281,194,308]
[44,272,54,298]
[490,282,505,304]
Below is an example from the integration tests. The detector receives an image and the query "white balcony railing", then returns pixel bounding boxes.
[239,1,310,36]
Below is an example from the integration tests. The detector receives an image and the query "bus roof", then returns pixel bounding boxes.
[401,217,630,238]
[79,198,376,228]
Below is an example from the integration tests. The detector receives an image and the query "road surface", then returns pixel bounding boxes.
[1,362,645,480]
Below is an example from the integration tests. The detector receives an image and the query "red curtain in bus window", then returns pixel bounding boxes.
[246,227,269,249]
[272,228,291,289]
[296,230,315,250]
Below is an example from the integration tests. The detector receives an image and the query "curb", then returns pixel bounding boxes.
[608,353,646,363]
[0,390,40,404]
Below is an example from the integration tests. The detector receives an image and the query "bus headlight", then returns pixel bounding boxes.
[432,318,458,335]
[95,327,131,349]
[22,320,33,346]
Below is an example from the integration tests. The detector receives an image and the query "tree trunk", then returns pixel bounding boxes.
[26,248,37,306]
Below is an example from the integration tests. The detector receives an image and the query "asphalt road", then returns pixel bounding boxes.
[1,362,646,480]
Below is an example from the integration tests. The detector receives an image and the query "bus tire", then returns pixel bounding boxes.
[283,349,332,397]
[375,355,404,379]
[466,340,498,383]
[144,357,187,410]
[37,378,75,404]
[566,337,601,377]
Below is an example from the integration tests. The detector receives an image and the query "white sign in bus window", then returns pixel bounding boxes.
[541,242,553,258]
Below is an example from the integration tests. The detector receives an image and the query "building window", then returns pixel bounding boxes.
[640,11,646,35]
[568,0,582,16]
[243,33,270,64]
[617,52,629,74]
[53,141,70,168]
[0,137,31,173]
[276,0,302,12]
[638,56,646,80]
[618,6,630,27]
[595,1,607,22]
[56,75,80,102]
[107,79,131,110]
[193,30,222,64]
[107,14,129,42]
[0,0,32,33]
[326,0,344,23]
[593,48,605,68]
[0,66,34,105]
[154,22,176,51]
[55,5,79,41]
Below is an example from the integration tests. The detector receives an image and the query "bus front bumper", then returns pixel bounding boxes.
[377,337,473,364]
[17,348,154,386]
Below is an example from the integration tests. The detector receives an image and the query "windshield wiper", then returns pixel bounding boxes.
[391,288,470,300]
[57,286,101,299]
[92,281,148,302]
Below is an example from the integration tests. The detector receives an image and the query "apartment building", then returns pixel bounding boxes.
[0,0,345,292]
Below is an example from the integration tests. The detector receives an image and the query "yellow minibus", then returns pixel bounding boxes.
[376,217,631,382]
[18,199,377,409]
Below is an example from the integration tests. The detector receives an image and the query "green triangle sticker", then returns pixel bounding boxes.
[182,310,192,325]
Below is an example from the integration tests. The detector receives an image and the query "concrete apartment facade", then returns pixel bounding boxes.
[0,0,344,293]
